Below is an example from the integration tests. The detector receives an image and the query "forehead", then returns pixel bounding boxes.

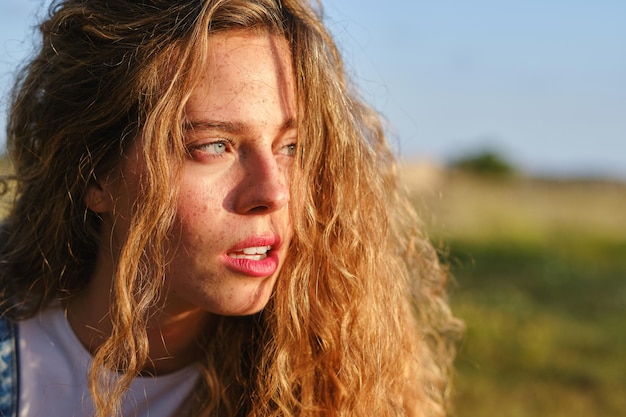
[184,29,296,128]
[201,29,293,92]
[207,29,291,64]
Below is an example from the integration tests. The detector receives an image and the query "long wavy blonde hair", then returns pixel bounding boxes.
[1,0,462,416]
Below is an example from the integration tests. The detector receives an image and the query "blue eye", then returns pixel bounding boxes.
[281,143,297,156]
[196,140,230,156]
[187,139,233,161]
[207,141,227,155]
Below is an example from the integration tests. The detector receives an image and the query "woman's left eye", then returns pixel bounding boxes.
[280,142,297,156]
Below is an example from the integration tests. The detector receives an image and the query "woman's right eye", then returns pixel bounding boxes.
[188,139,232,159]
[199,140,228,155]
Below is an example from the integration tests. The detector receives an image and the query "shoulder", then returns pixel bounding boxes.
[0,315,17,373]
[0,316,18,416]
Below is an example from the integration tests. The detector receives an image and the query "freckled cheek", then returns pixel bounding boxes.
[177,190,210,220]
[172,183,232,247]
[176,175,229,217]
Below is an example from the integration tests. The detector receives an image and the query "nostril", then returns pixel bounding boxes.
[247,205,271,214]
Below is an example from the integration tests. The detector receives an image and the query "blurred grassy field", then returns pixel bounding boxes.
[0,156,13,218]
[404,165,626,417]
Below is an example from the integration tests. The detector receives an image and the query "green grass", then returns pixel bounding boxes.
[407,171,626,417]
[0,155,14,218]
[450,238,626,417]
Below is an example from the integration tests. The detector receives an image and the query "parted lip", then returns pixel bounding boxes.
[226,234,281,254]
[221,233,283,278]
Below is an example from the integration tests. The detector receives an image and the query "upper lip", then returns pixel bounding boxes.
[226,234,281,253]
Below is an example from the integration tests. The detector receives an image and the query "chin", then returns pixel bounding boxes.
[210,284,275,317]
[227,296,272,317]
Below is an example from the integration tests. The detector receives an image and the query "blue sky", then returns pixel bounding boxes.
[2,0,625,178]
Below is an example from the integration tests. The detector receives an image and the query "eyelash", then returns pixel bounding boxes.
[189,138,233,158]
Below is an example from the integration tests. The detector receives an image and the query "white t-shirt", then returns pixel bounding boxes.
[17,307,201,417]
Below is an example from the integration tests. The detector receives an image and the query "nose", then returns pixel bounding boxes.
[232,152,290,214]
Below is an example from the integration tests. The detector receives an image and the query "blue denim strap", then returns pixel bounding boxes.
[0,317,17,417]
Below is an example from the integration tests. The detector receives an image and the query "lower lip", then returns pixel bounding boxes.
[222,252,279,277]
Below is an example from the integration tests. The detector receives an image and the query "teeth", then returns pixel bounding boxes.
[229,253,266,260]
[228,246,272,260]
[242,246,271,255]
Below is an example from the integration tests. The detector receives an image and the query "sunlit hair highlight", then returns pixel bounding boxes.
[1,0,462,416]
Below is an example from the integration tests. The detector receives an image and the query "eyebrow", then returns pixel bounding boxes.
[184,118,297,135]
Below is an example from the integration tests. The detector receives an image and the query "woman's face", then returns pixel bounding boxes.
[111,30,296,317]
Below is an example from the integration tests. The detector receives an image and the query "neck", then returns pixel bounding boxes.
[67,290,212,375]
[66,244,212,375]
[143,305,212,374]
